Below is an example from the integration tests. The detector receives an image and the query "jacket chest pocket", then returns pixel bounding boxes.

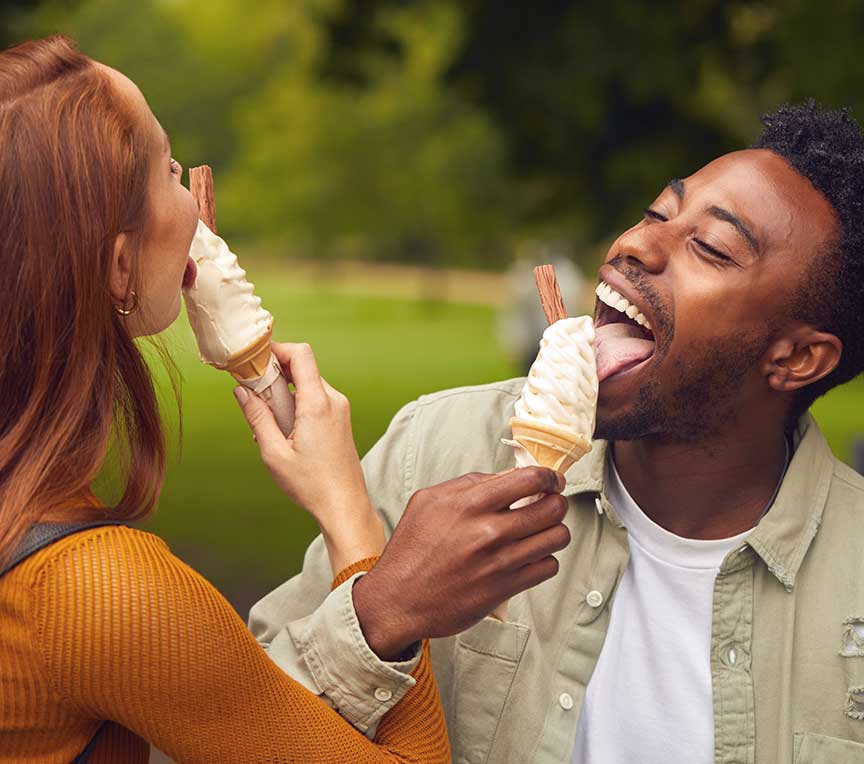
[448,617,530,764]
[794,732,864,763]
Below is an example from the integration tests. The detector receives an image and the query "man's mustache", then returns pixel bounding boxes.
[607,254,674,343]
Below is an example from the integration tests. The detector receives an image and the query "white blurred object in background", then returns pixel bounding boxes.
[498,244,589,374]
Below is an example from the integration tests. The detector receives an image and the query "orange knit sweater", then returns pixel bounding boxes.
[0,525,450,764]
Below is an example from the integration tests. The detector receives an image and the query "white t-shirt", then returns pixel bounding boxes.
[571,459,751,764]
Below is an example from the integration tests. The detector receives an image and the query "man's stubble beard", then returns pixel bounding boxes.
[594,331,770,445]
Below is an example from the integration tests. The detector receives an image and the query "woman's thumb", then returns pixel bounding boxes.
[233,386,285,446]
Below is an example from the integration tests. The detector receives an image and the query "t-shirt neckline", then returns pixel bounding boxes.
[607,456,753,570]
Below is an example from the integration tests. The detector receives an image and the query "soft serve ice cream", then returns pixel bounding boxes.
[183,220,273,369]
[506,316,598,471]
[183,219,296,436]
[495,315,598,619]
[514,316,598,448]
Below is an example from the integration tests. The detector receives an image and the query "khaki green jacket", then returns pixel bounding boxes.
[250,379,864,764]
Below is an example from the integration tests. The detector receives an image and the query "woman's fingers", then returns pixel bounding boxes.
[270,342,328,412]
[269,342,323,390]
[233,386,287,457]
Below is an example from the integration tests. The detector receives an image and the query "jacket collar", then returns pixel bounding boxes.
[562,414,835,590]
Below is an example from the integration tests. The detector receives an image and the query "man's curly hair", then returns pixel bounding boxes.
[753,100,864,421]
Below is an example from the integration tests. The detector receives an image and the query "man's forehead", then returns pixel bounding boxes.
[687,149,792,188]
[679,148,838,253]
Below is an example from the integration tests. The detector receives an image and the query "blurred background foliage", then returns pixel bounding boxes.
[3,0,864,616]
[6,0,864,263]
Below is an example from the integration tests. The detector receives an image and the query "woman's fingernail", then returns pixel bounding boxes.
[233,386,249,404]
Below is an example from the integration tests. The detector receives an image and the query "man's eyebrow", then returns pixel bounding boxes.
[665,178,760,255]
[708,205,760,255]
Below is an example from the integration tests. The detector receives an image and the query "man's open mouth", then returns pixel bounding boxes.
[594,280,657,382]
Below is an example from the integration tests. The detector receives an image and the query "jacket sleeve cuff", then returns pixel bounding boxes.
[289,569,421,736]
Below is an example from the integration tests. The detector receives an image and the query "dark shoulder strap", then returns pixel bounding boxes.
[3,522,123,763]
[1,521,125,578]
[72,721,110,764]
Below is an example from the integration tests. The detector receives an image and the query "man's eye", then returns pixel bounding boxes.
[694,238,733,262]
[169,158,182,176]
[643,208,667,222]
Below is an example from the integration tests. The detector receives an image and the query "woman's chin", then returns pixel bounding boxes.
[129,297,182,339]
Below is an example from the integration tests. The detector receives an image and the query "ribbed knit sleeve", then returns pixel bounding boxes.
[332,556,380,588]
[25,526,450,764]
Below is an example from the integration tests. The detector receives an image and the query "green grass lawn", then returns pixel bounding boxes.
[141,270,864,612]
[142,275,519,610]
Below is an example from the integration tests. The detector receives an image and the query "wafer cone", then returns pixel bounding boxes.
[223,320,275,381]
[509,416,591,473]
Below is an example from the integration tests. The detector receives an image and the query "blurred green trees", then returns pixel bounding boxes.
[12,0,512,264]
[7,0,864,265]
[221,2,510,266]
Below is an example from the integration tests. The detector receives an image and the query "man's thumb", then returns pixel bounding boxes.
[233,386,284,446]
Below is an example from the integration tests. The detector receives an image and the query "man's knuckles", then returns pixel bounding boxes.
[468,517,505,553]
[522,465,564,494]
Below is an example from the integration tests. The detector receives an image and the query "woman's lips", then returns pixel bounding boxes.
[182,256,198,290]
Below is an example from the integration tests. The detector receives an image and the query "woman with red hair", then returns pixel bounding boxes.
[0,35,449,764]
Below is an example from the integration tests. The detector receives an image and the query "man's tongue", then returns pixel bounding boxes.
[595,322,655,382]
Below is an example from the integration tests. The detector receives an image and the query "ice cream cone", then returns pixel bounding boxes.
[223,319,274,381]
[223,321,297,437]
[509,416,591,473]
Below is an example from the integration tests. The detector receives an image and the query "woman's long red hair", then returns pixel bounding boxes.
[0,36,175,561]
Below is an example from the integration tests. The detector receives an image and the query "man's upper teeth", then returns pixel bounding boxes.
[595,281,652,331]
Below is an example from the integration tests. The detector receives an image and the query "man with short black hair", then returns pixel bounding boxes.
[252,101,864,763]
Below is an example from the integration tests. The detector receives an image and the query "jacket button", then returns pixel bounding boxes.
[559,692,574,710]
[586,590,603,608]
[374,688,393,702]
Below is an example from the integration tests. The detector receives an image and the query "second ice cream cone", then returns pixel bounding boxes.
[509,416,591,473]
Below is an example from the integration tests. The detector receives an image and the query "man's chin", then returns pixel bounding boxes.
[594,411,652,443]
[594,379,662,442]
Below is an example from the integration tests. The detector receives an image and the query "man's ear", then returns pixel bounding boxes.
[763,325,842,392]
[109,232,133,304]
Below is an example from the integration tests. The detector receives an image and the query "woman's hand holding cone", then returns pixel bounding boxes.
[233,341,385,574]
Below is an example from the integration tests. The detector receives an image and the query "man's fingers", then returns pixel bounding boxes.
[501,493,568,540]
[234,386,287,453]
[426,471,502,494]
[507,555,562,597]
[466,466,564,513]
[499,521,571,569]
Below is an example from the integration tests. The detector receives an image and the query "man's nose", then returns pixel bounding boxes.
[615,223,671,274]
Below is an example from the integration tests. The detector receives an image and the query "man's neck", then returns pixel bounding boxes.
[610,421,790,540]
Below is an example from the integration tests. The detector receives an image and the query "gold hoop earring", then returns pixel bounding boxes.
[114,290,139,317]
